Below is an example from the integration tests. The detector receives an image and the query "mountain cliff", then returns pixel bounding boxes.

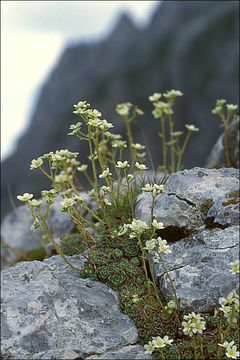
[1,0,239,218]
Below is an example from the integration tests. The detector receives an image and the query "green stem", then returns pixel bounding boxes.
[177,131,191,171]
[88,127,97,186]
[169,115,175,172]
[160,116,167,170]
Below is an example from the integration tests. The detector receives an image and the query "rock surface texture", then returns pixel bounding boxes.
[1,255,149,360]
[136,167,239,311]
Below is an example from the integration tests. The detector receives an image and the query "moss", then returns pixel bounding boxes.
[200,199,214,214]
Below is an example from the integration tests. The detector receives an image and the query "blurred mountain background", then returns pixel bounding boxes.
[1,0,239,219]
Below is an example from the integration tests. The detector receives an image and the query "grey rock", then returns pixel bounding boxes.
[1,205,44,268]
[206,119,239,168]
[1,255,138,360]
[207,195,239,227]
[136,167,239,230]
[155,226,239,312]
[86,345,153,359]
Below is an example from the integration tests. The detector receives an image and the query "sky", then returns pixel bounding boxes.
[1,1,160,161]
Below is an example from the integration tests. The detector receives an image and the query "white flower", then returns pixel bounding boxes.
[132,143,145,150]
[60,198,75,210]
[163,90,183,99]
[17,193,33,202]
[154,184,164,193]
[182,312,206,337]
[135,162,148,170]
[99,168,112,178]
[68,122,82,135]
[230,260,239,274]
[74,195,84,203]
[149,92,162,102]
[162,336,173,346]
[77,164,88,172]
[191,320,206,334]
[157,237,172,254]
[144,341,155,355]
[152,219,165,230]
[144,239,157,251]
[88,118,102,127]
[142,183,154,192]
[129,219,150,234]
[55,172,68,183]
[219,341,239,359]
[227,104,238,112]
[101,186,111,194]
[30,157,43,170]
[185,124,199,132]
[116,161,130,169]
[29,199,42,207]
[218,341,235,349]
[111,140,127,149]
[116,102,132,116]
[226,346,239,359]
[99,119,114,131]
[152,336,166,348]
[87,109,102,118]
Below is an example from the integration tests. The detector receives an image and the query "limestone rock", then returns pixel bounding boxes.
[86,345,152,359]
[136,168,239,312]
[1,255,138,359]
[136,167,239,230]
[155,226,239,312]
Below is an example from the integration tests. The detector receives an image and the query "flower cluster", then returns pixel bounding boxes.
[141,183,164,195]
[219,290,239,324]
[218,341,239,359]
[212,99,238,116]
[129,219,150,238]
[145,237,172,258]
[182,312,206,336]
[144,335,173,355]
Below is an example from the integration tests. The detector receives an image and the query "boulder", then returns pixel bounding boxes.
[136,167,239,229]
[86,345,152,359]
[135,167,239,311]
[1,255,141,360]
[156,226,239,312]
